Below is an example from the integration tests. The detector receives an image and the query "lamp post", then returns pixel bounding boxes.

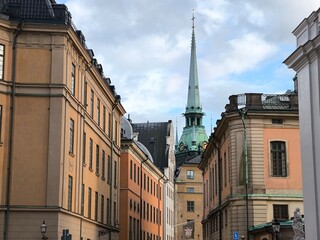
[40,220,48,240]
[272,219,280,240]
[239,108,249,240]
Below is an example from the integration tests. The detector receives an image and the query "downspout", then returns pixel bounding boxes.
[239,108,249,240]
[139,156,148,240]
[109,97,120,240]
[211,136,222,240]
[4,19,24,240]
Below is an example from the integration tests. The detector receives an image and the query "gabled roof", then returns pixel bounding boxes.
[132,121,172,172]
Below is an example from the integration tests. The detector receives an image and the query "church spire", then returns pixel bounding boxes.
[175,12,208,159]
[186,11,201,114]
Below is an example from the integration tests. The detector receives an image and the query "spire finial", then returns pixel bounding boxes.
[192,9,195,29]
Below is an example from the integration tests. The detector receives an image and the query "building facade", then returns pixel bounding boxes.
[199,93,303,240]
[284,8,320,239]
[175,155,203,240]
[131,120,176,240]
[0,1,125,239]
[120,117,165,240]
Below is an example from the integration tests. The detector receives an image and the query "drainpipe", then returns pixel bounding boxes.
[4,19,24,240]
[211,136,221,240]
[139,156,148,240]
[109,95,120,240]
[239,108,249,240]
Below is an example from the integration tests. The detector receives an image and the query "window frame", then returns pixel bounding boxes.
[69,119,74,154]
[0,44,5,80]
[187,201,195,212]
[270,140,288,177]
[71,63,75,96]
[186,170,194,179]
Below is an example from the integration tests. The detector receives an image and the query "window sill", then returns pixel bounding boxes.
[89,167,94,172]
[69,152,75,157]
[96,172,100,177]
[102,177,106,181]
[83,163,87,167]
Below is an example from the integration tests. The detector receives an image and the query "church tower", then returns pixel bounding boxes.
[175,13,208,168]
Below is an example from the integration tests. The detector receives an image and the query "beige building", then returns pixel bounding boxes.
[199,93,303,240]
[0,1,125,239]
[175,156,203,240]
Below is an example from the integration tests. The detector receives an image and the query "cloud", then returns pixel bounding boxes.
[60,0,319,136]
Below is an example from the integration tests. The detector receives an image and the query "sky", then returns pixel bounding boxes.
[58,0,319,139]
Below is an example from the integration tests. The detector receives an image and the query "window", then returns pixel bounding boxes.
[90,90,94,117]
[224,152,227,187]
[114,161,117,187]
[187,187,194,193]
[187,201,194,212]
[71,63,75,95]
[88,187,92,218]
[187,170,194,179]
[103,106,106,132]
[81,184,84,215]
[107,198,110,224]
[97,98,100,125]
[101,195,104,223]
[114,201,117,223]
[96,145,100,175]
[95,191,98,221]
[69,119,74,154]
[271,141,287,177]
[84,81,87,108]
[89,138,93,169]
[107,155,111,183]
[102,150,105,180]
[108,113,111,136]
[134,163,136,182]
[82,132,86,164]
[68,176,73,211]
[0,45,4,80]
[273,204,289,220]
[272,119,283,124]
[130,160,133,180]
[137,167,140,185]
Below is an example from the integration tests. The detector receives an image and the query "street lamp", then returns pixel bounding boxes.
[272,219,280,240]
[40,220,48,240]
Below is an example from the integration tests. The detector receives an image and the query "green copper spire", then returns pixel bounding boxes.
[176,12,208,155]
[186,12,202,114]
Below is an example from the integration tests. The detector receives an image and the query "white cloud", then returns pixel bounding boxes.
[59,0,319,135]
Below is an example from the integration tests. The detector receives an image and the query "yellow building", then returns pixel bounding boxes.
[0,1,125,239]
[175,156,203,240]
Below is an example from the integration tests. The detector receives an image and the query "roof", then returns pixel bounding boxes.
[185,154,202,164]
[0,0,68,23]
[249,219,303,232]
[132,121,172,172]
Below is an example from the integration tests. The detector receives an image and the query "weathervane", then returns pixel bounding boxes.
[192,9,195,29]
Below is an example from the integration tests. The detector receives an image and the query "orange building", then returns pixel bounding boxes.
[120,117,165,240]
[0,1,125,239]
[199,93,303,240]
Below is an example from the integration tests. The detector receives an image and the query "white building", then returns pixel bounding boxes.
[284,8,320,239]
